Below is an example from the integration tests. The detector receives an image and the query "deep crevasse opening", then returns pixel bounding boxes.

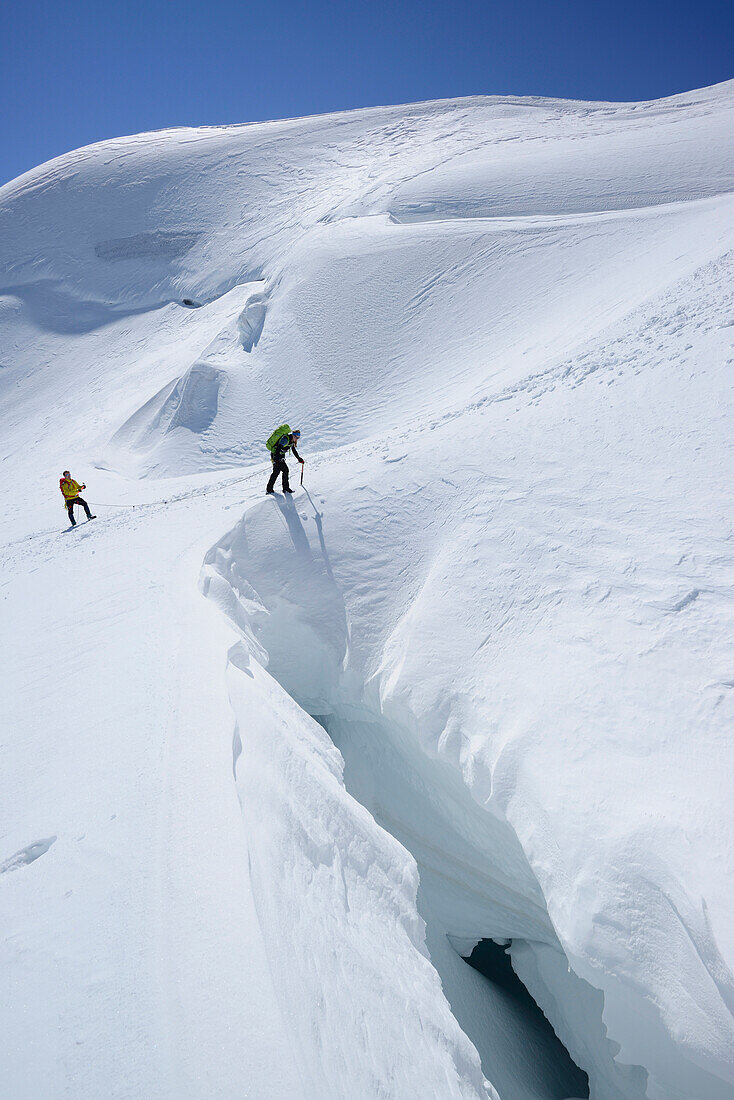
[315,708,592,1100]
[200,495,647,1100]
[463,938,588,1099]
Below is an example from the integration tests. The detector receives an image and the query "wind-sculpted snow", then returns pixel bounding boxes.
[1,81,732,313]
[202,495,638,1098]
[200,503,498,1098]
[224,648,492,1099]
[2,81,734,1098]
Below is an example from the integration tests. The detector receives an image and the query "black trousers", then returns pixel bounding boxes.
[267,456,291,493]
[67,496,92,524]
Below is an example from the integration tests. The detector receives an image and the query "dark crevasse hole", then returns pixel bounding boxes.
[181,298,203,308]
[311,708,594,1096]
[464,939,590,1099]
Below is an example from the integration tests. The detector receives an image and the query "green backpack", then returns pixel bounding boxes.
[266,423,290,452]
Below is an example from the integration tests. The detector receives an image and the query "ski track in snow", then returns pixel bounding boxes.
[1,81,734,1099]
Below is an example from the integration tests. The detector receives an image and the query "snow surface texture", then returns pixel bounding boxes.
[1,81,734,1099]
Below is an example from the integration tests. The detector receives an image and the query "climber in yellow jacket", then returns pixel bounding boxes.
[59,471,96,526]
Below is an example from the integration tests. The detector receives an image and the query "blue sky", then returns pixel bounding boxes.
[2,0,732,186]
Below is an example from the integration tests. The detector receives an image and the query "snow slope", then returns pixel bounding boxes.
[1,80,734,1098]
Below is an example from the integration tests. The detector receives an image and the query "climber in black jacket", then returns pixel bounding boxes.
[266,430,303,494]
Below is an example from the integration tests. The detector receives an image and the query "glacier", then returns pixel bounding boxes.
[1,80,733,1099]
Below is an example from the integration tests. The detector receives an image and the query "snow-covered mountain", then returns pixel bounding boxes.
[1,80,733,1099]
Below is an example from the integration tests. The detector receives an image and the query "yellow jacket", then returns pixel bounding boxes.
[60,477,82,501]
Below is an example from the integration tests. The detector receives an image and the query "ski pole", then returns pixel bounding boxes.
[300,463,304,487]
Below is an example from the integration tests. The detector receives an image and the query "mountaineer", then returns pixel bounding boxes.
[265,424,304,495]
[59,471,96,526]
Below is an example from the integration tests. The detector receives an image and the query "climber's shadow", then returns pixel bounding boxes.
[274,488,335,581]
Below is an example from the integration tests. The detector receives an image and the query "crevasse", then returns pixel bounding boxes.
[200,493,646,1100]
